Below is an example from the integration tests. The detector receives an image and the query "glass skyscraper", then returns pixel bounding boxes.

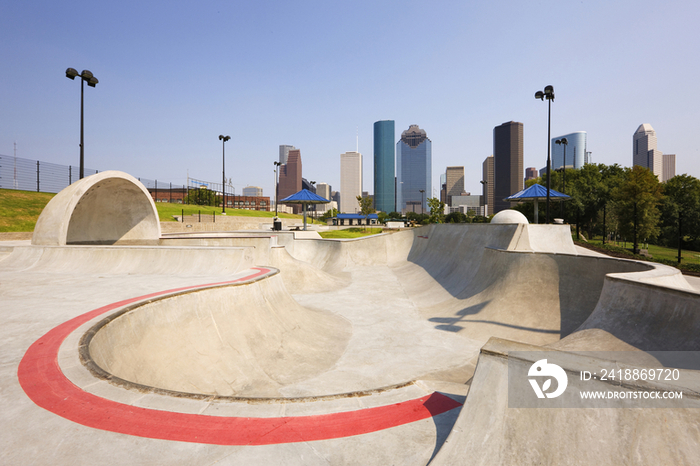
[550,132,587,170]
[396,124,431,214]
[373,120,395,213]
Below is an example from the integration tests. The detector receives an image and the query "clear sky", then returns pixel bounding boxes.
[2,0,699,201]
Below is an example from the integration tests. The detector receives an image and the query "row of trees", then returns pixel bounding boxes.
[512,164,700,254]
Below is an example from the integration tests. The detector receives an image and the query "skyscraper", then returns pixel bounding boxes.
[482,156,494,216]
[633,124,663,179]
[278,149,302,213]
[493,121,523,214]
[663,154,676,182]
[525,167,538,182]
[445,166,465,206]
[316,182,332,213]
[551,132,587,169]
[373,120,395,213]
[340,151,362,213]
[396,125,431,214]
[279,145,295,165]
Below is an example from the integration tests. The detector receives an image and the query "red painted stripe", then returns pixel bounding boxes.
[17,267,462,445]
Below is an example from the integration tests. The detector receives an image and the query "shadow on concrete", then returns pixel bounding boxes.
[427,393,466,464]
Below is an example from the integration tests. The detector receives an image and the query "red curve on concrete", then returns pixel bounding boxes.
[17,267,462,445]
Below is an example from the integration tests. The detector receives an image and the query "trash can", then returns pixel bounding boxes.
[273,220,282,231]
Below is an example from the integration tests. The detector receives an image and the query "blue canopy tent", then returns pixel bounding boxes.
[280,189,331,230]
[504,184,570,224]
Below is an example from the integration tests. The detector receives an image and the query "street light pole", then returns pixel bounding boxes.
[419,189,425,215]
[66,68,98,180]
[555,137,568,219]
[535,85,555,223]
[274,161,281,217]
[219,135,230,213]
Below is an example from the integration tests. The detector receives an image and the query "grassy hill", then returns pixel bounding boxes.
[0,188,319,232]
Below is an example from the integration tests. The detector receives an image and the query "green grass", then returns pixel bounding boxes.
[0,189,56,232]
[155,203,321,222]
[318,228,383,239]
[575,236,700,275]
[0,188,321,231]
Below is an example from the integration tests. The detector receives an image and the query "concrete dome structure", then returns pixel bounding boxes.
[32,171,161,246]
[490,209,528,224]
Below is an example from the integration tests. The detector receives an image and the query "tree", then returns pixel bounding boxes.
[612,165,663,253]
[445,211,467,223]
[184,187,218,206]
[319,207,339,222]
[356,195,375,216]
[427,197,445,223]
[659,174,700,258]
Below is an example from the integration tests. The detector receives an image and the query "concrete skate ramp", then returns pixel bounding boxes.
[32,171,160,246]
[430,338,700,465]
[0,245,253,275]
[87,273,352,397]
[554,268,700,353]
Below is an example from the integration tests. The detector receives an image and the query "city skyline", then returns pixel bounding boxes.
[2,1,699,201]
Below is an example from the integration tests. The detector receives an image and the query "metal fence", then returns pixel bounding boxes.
[0,154,99,193]
[0,154,206,204]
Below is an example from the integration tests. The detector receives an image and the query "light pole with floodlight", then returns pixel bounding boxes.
[219,135,230,213]
[65,68,98,180]
[535,85,555,223]
[555,137,568,219]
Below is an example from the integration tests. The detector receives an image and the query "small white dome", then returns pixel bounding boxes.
[491,209,529,224]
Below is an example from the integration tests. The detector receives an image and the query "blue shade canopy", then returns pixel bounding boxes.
[504,183,571,201]
[280,189,330,204]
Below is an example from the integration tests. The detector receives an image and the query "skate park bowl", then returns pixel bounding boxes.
[32,170,161,246]
[7,172,700,464]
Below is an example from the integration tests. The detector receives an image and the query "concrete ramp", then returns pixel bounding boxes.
[430,338,700,465]
[87,273,352,398]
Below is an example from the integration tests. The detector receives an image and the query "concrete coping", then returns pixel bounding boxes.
[480,337,700,396]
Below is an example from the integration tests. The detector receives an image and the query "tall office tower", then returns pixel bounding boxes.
[316,182,332,212]
[663,154,676,182]
[551,131,587,169]
[445,166,465,206]
[482,156,494,216]
[242,186,263,197]
[493,121,523,214]
[396,125,431,213]
[340,151,362,213]
[525,167,538,182]
[278,149,302,213]
[373,120,395,213]
[279,145,295,165]
[633,124,663,179]
[440,173,447,204]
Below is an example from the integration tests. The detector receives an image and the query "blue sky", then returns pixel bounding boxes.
[2,0,699,200]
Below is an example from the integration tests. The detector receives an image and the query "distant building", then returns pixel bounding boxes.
[445,166,465,206]
[525,167,538,182]
[279,145,295,165]
[278,149,302,214]
[439,173,447,204]
[228,196,271,211]
[242,186,263,197]
[315,182,332,213]
[451,195,485,216]
[493,121,523,214]
[551,132,587,169]
[482,155,494,216]
[633,124,663,179]
[663,154,676,182]
[373,120,395,213]
[396,124,431,214]
[340,151,362,213]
